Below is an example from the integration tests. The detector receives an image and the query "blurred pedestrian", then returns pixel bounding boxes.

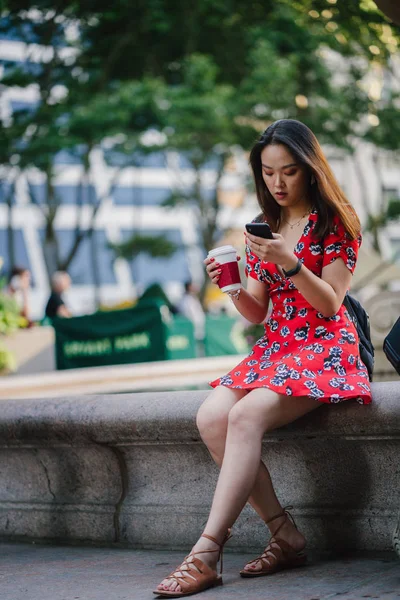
[178,280,206,346]
[45,271,72,319]
[7,266,33,325]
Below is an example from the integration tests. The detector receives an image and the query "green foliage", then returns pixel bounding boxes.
[387,198,400,220]
[161,190,188,208]
[365,196,400,254]
[0,343,17,374]
[366,211,387,232]
[109,234,177,261]
[160,54,238,161]
[0,292,23,335]
[66,0,400,85]
[364,98,400,151]
[0,290,23,374]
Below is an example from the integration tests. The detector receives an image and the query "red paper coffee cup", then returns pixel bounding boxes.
[208,245,241,293]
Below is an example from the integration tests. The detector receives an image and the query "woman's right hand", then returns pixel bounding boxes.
[203,256,222,285]
[203,255,241,286]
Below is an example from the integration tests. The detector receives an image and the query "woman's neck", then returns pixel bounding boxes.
[281,201,312,222]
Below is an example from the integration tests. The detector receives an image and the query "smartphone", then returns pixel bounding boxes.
[245,222,273,239]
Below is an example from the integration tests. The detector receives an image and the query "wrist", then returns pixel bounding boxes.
[282,258,302,278]
[225,286,243,301]
[280,255,298,272]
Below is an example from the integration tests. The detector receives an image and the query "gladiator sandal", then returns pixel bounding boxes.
[153,530,232,598]
[240,506,307,578]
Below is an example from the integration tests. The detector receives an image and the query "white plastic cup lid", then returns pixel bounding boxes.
[208,245,236,258]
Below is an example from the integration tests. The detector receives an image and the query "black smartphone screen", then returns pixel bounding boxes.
[245,222,273,239]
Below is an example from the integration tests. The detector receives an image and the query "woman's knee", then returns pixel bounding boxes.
[227,390,278,435]
[196,387,243,440]
[196,400,229,441]
[227,400,256,432]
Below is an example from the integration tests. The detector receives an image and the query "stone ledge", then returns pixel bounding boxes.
[0,381,399,444]
[0,382,399,552]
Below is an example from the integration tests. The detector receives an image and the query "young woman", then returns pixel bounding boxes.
[154,119,372,598]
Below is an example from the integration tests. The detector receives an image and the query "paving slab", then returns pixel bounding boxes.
[0,543,399,600]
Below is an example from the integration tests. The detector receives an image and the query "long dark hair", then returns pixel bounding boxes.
[249,119,360,239]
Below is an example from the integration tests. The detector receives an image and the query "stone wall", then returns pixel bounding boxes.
[0,383,399,552]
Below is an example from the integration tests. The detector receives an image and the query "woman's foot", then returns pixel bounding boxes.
[154,531,230,597]
[240,507,307,576]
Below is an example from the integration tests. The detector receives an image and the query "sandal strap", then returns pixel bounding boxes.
[165,529,232,588]
[265,509,286,526]
[265,505,298,539]
[164,556,216,591]
[201,533,222,547]
[249,537,298,571]
[200,529,232,575]
[250,506,300,570]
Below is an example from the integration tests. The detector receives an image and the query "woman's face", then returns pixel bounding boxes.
[260,143,310,209]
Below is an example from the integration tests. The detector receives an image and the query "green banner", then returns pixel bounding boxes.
[53,301,167,370]
[52,304,248,370]
[166,316,197,361]
[204,316,249,357]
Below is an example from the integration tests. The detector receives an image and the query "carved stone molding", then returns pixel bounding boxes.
[364,291,400,344]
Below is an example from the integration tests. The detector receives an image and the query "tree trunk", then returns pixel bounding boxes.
[89,183,102,310]
[42,169,59,277]
[60,150,123,274]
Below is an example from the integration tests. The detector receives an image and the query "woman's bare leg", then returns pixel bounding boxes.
[196,386,285,523]
[197,387,306,573]
[157,387,320,593]
[202,388,319,541]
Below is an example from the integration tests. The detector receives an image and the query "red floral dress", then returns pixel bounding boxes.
[210,209,372,404]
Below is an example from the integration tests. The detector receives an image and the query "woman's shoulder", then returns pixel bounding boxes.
[315,209,355,237]
[322,211,362,252]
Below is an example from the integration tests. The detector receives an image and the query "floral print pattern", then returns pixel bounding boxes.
[210,210,372,405]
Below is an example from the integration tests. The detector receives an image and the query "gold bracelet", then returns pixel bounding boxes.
[226,288,242,301]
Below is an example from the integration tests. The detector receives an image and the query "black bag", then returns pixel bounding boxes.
[383,317,400,376]
[343,293,374,381]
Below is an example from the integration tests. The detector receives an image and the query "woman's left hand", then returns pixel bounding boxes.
[245,232,297,271]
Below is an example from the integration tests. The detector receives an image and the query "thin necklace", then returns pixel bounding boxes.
[281,210,311,230]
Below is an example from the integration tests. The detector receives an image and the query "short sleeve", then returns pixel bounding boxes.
[322,216,361,274]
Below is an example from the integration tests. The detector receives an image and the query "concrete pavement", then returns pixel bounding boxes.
[0,543,399,600]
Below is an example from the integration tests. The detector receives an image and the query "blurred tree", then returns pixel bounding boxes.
[70,0,399,85]
[109,233,177,262]
[158,54,253,254]
[154,54,250,299]
[1,0,399,294]
[0,9,175,304]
